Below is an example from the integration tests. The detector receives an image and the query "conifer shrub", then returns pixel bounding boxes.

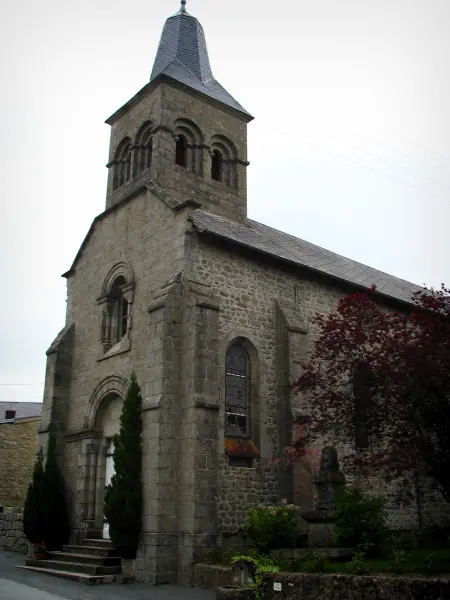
[42,434,71,550]
[23,447,45,544]
[104,372,143,559]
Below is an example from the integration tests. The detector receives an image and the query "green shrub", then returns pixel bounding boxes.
[23,447,45,544]
[104,372,143,559]
[41,434,71,550]
[301,551,330,573]
[388,548,410,574]
[333,487,388,557]
[231,553,280,600]
[270,550,303,572]
[345,550,368,575]
[245,502,298,553]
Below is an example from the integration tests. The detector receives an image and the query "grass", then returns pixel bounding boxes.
[284,548,450,576]
[202,548,450,576]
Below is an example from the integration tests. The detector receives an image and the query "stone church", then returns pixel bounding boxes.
[38,0,446,584]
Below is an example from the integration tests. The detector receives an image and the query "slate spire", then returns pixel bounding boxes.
[150,2,252,119]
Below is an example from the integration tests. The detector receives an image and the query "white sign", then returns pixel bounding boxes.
[273,582,282,591]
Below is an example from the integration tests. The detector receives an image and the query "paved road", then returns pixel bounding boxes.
[0,552,215,600]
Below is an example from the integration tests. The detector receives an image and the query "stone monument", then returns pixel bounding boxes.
[301,446,345,548]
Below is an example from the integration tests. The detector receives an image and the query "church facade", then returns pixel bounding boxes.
[39,2,448,584]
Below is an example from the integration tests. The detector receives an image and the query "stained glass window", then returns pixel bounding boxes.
[225,345,250,437]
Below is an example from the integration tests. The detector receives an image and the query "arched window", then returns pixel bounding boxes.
[109,276,129,343]
[113,138,132,190]
[173,118,204,174]
[210,134,238,188]
[225,344,250,437]
[211,149,223,181]
[134,122,153,176]
[175,134,188,167]
[98,263,134,355]
[353,362,373,450]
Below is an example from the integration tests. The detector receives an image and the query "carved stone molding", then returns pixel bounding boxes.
[84,374,128,430]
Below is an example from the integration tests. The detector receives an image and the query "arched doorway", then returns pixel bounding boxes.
[103,439,115,539]
[94,393,122,539]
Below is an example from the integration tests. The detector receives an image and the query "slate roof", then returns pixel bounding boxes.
[150,8,252,120]
[190,210,423,305]
[0,401,42,423]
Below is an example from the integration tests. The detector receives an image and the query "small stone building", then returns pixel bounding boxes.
[39,1,449,584]
[0,402,42,508]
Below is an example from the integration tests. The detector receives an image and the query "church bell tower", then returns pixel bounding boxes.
[104,0,253,223]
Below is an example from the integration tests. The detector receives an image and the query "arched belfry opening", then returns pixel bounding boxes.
[211,149,223,182]
[175,134,188,167]
[134,121,153,176]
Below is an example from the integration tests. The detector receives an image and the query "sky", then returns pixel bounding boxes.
[0,0,449,404]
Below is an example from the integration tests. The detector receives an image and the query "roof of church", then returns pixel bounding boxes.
[150,4,252,120]
[190,210,423,305]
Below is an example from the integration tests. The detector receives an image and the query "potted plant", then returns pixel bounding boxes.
[32,540,46,560]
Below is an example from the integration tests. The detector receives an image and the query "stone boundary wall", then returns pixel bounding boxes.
[192,564,450,599]
[0,416,40,507]
[263,572,450,600]
[0,512,27,554]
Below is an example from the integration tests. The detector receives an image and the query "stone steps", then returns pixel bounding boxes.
[48,550,121,566]
[18,537,123,585]
[83,538,114,547]
[18,565,116,585]
[25,558,121,576]
[62,544,117,557]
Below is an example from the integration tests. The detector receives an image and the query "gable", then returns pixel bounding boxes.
[62,183,181,278]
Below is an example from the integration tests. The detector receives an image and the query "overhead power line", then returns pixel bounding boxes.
[278,130,449,205]
[0,383,44,386]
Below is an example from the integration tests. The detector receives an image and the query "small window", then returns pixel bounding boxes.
[5,410,16,420]
[225,345,250,437]
[211,149,223,181]
[175,135,188,167]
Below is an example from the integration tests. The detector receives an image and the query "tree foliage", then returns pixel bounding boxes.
[23,447,45,544]
[104,371,143,559]
[42,434,71,550]
[293,284,450,501]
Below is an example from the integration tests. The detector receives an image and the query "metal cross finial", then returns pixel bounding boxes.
[180,0,187,12]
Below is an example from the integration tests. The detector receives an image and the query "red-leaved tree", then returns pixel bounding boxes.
[293,283,450,502]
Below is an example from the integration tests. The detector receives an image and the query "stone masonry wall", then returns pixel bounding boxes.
[192,233,450,533]
[193,234,343,534]
[0,512,27,554]
[262,572,450,600]
[0,417,40,508]
[218,456,277,535]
